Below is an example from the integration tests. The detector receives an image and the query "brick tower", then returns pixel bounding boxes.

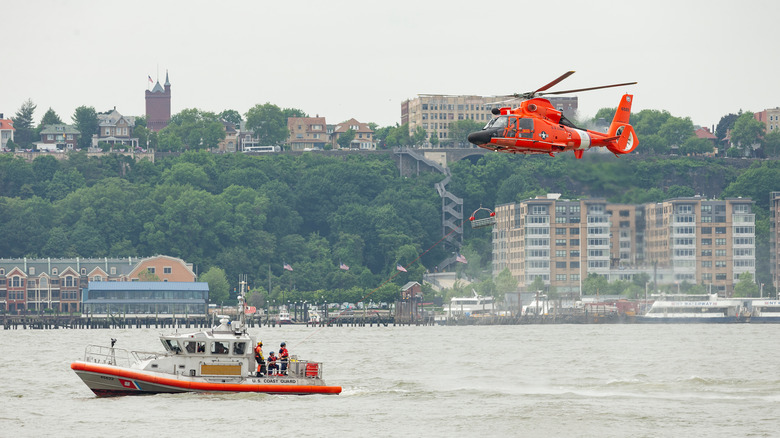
[145,71,171,132]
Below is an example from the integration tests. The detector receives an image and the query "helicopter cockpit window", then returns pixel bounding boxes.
[486,116,508,129]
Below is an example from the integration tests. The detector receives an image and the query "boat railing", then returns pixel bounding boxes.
[84,344,132,367]
[131,351,165,362]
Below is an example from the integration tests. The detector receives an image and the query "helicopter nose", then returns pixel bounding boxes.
[468,129,493,146]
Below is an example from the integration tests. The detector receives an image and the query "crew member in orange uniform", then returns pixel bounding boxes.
[254,341,266,377]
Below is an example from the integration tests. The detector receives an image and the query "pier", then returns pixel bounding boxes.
[2,309,629,329]
[1,310,443,330]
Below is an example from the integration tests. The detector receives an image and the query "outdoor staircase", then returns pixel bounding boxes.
[395,148,463,271]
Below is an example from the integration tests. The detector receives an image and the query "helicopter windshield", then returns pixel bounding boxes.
[485,116,508,129]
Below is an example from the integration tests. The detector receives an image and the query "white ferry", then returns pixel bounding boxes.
[445,291,494,317]
[637,294,745,323]
[745,299,780,323]
[70,282,340,397]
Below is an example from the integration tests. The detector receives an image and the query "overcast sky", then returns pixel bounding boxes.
[2,0,779,130]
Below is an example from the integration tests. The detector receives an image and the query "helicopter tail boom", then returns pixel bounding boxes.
[607,94,634,136]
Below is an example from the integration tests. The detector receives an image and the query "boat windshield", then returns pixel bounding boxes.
[184,341,206,354]
[163,339,182,354]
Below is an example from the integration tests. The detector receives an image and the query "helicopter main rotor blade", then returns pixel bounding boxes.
[532,70,576,94]
[537,82,637,96]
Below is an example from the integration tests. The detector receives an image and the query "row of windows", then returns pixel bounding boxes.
[85,303,205,316]
[46,134,75,141]
[88,290,207,300]
[2,276,77,287]
[421,113,489,121]
[0,266,174,277]
[700,261,729,268]
[421,103,495,111]
[555,205,581,213]
[6,290,79,300]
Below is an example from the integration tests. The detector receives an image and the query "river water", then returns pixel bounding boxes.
[2,323,779,437]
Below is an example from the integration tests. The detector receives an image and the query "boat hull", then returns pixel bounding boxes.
[71,361,342,397]
[635,316,745,324]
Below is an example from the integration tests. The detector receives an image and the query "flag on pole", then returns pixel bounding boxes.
[339,262,350,271]
[456,254,468,264]
[396,264,407,272]
[283,263,293,272]
[148,75,154,83]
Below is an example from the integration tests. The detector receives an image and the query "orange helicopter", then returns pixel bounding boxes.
[467,71,637,158]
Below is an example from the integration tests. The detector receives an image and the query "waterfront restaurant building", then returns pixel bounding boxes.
[83,281,209,317]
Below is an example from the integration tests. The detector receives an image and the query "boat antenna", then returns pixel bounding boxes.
[237,274,248,333]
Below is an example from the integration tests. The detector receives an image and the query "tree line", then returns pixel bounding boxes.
[1,149,779,303]
[14,97,774,155]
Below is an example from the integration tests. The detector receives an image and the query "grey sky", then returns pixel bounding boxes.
[2,0,779,129]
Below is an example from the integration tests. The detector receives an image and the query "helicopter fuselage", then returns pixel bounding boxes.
[467,96,636,159]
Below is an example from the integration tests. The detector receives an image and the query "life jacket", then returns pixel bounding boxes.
[280,347,289,360]
[254,345,264,361]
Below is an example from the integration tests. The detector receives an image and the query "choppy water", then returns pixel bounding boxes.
[2,324,780,437]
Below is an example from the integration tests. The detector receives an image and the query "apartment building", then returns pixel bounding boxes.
[770,192,780,290]
[493,195,755,296]
[402,95,577,147]
[754,107,780,133]
[645,197,755,294]
[493,194,602,294]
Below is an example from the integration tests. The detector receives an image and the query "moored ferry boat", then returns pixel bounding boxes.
[445,291,495,317]
[745,299,780,323]
[637,294,746,323]
[70,282,341,397]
